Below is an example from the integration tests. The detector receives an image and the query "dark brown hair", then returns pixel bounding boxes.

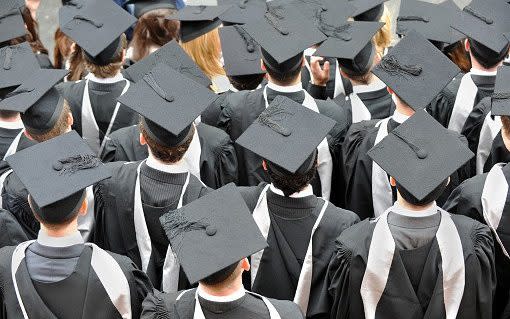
[83,34,127,78]
[446,41,471,73]
[29,102,72,143]
[10,6,48,55]
[129,8,180,62]
[502,116,510,136]
[139,120,194,164]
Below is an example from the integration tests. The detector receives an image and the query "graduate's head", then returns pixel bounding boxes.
[180,28,225,80]
[82,34,128,78]
[6,132,111,230]
[228,74,265,91]
[264,151,318,197]
[261,49,304,85]
[338,41,377,84]
[23,98,73,143]
[392,177,449,207]
[139,118,194,164]
[466,38,509,70]
[160,185,267,290]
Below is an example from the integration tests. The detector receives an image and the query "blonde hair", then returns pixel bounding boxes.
[180,28,225,79]
[374,6,392,59]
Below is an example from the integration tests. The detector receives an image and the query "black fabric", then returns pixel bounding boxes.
[484,132,510,172]
[0,127,22,159]
[0,209,29,249]
[327,213,496,319]
[333,87,394,122]
[239,184,359,318]
[100,123,238,189]
[201,91,233,127]
[302,56,340,100]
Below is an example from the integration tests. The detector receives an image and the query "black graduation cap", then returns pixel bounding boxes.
[0,1,26,44]
[396,0,464,46]
[294,0,355,26]
[372,30,460,110]
[218,0,267,25]
[167,5,231,43]
[0,69,68,134]
[59,0,86,26]
[368,110,473,201]
[314,21,384,75]
[242,3,327,64]
[492,66,510,116]
[219,25,264,76]
[5,131,112,223]
[464,0,510,33]
[450,2,510,58]
[0,42,40,90]
[124,40,211,87]
[125,0,177,18]
[350,0,388,21]
[118,63,216,146]
[236,95,335,174]
[160,183,267,284]
[59,0,136,65]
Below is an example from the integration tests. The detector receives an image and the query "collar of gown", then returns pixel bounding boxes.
[146,153,190,174]
[197,286,246,302]
[392,201,438,217]
[37,230,84,247]
[266,81,303,93]
[352,77,386,94]
[470,67,497,76]
[391,110,411,124]
[0,119,24,129]
[85,72,125,84]
[269,183,314,198]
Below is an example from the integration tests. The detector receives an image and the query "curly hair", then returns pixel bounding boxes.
[267,158,318,197]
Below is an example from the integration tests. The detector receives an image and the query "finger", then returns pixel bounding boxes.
[323,61,330,74]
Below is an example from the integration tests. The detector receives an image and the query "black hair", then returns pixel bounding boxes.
[30,190,86,225]
[261,49,303,84]
[200,262,240,285]
[266,156,318,197]
[395,179,449,206]
[468,38,509,69]
[227,74,265,91]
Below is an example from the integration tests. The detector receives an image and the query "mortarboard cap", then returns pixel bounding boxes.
[367,110,473,201]
[160,183,267,284]
[59,0,86,25]
[372,30,460,110]
[396,0,464,47]
[491,66,510,116]
[218,0,267,25]
[243,3,326,65]
[167,5,231,43]
[0,42,40,90]
[6,131,112,223]
[118,63,216,146]
[294,0,355,26]
[123,40,211,87]
[463,0,510,34]
[236,95,335,174]
[0,1,26,44]
[219,25,264,76]
[0,69,68,134]
[59,0,136,65]
[350,0,388,21]
[314,21,383,75]
[125,0,177,18]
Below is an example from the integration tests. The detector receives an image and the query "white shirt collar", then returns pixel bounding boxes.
[392,201,438,217]
[197,286,246,302]
[304,47,316,57]
[391,110,411,123]
[470,67,498,76]
[146,153,190,174]
[37,230,84,247]
[269,183,314,198]
[0,119,24,130]
[85,72,125,84]
[352,77,386,94]
[266,81,303,93]
[229,84,262,93]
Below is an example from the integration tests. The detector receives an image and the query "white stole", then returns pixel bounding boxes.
[481,163,510,258]
[476,113,502,174]
[371,118,393,217]
[133,161,190,293]
[448,73,478,133]
[263,86,333,200]
[3,129,24,160]
[11,241,132,319]
[349,93,372,124]
[81,76,130,155]
[250,184,328,315]
[360,207,465,319]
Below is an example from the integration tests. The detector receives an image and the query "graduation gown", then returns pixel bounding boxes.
[100,123,238,189]
[201,90,234,127]
[141,289,304,319]
[428,72,496,130]
[327,210,496,319]
[0,242,151,319]
[217,86,351,206]
[443,163,510,318]
[94,161,210,291]
[0,124,23,160]
[239,183,359,318]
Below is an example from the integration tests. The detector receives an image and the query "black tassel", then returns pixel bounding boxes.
[234,25,256,53]
[397,16,430,23]
[143,72,175,102]
[5,87,34,99]
[67,15,103,29]
[53,154,101,175]
[3,47,13,70]
[265,5,289,35]
[315,8,351,41]
[379,55,422,78]
[392,130,428,159]
[464,6,493,25]
[257,98,294,136]
[0,8,20,22]
[492,92,510,100]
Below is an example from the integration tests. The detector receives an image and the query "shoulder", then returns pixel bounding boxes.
[224,89,262,110]
[238,183,267,211]
[335,219,375,255]
[267,297,304,319]
[0,245,17,271]
[108,125,139,141]
[322,202,360,232]
[197,123,231,148]
[455,173,487,204]
[97,161,138,189]
[449,214,493,254]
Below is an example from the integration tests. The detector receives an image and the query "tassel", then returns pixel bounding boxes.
[53,154,101,175]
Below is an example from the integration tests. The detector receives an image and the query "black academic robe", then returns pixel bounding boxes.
[141,289,304,319]
[327,213,496,319]
[217,87,351,207]
[0,244,151,319]
[239,183,359,318]
[342,118,469,219]
[100,123,238,189]
[333,87,395,122]
[428,73,496,128]
[484,132,510,172]
[0,127,22,160]
[443,165,510,319]
[58,80,139,143]
[0,210,28,249]
[94,161,210,290]
[301,57,353,100]
[201,90,234,127]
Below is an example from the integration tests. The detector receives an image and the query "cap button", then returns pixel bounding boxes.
[205,225,217,236]
[53,161,63,171]
[416,149,428,159]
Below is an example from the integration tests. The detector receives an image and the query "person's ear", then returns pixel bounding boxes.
[260,59,266,72]
[240,258,250,272]
[139,133,147,146]
[262,160,268,171]
[464,39,470,53]
[390,176,396,187]
[78,198,88,216]
[121,49,126,63]
[67,112,74,128]
[387,86,395,95]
